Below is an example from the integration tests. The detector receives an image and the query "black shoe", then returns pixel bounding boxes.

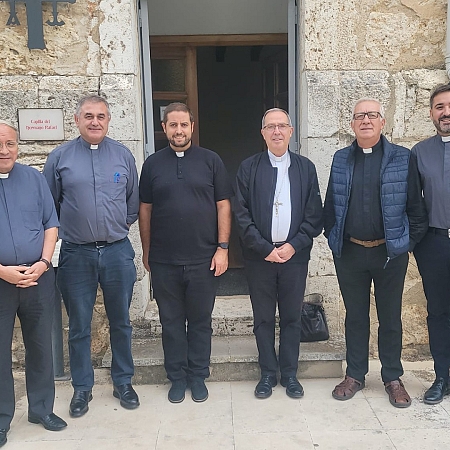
[168,379,187,403]
[69,390,92,417]
[28,413,67,431]
[424,377,450,405]
[280,376,304,399]
[113,384,140,410]
[0,429,7,447]
[255,375,277,399]
[190,378,208,403]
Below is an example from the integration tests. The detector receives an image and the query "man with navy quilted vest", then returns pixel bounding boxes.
[324,98,427,408]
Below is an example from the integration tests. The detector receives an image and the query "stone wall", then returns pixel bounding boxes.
[0,0,147,364]
[301,0,448,356]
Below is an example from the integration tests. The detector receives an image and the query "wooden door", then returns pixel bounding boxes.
[150,45,199,149]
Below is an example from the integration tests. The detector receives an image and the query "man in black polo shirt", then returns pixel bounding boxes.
[139,103,233,403]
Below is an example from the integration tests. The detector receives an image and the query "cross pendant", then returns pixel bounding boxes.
[274,200,283,216]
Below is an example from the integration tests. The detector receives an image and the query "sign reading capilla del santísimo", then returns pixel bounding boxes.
[1,0,76,50]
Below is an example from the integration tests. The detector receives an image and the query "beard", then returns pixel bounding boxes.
[169,134,191,149]
[433,116,450,135]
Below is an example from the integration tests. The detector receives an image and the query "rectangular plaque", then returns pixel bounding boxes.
[18,108,65,140]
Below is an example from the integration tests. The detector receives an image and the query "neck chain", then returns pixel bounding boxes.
[274,159,289,216]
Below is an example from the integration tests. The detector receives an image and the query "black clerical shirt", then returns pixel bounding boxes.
[344,139,384,241]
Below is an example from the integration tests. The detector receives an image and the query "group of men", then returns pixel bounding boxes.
[2,84,450,446]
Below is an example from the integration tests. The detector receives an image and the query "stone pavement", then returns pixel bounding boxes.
[6,360,450,450]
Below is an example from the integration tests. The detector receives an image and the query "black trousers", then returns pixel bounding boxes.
[334,241,408,383]
[0,270,55,430]
[245,259,308,378]
[414,231,450,379]
[150,261,218,381]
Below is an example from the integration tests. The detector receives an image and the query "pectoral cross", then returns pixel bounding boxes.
[2,0,76,49]
[274,199,283,216]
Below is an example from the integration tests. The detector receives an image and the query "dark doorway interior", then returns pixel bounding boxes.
[197,45,287,295]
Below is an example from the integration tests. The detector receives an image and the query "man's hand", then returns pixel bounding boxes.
[0,264,44,288]
[210,248,228,276]
[264,248,285,263]
[264,243,296,263]
[276,243,296,262]
[142,253,150,273]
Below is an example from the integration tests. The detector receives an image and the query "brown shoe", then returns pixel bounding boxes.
[384,379,411,408]
[332,375,365,400]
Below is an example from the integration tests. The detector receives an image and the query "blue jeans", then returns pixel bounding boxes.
[58,238,136,390]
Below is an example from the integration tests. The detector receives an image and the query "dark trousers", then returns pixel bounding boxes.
[414,231,450,379]
[244,259,308,378]
[150,261,218,381]
[334,241,408,383]
[0,270,55,430]
[57,238,136,390]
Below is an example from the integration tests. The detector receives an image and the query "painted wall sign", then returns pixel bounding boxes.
[1,0,76,49]
[18,108,65,140]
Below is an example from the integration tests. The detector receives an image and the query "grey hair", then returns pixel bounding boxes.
[75,95,111,118]
[0,120,19,140]
[352,98,385,118]
[261,108,292,128]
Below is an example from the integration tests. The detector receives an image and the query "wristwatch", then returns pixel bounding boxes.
[218,242,229,250]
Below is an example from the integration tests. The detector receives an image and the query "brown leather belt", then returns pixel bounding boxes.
[349,237,386,248]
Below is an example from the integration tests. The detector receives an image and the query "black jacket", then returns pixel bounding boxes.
[234,151,323,263]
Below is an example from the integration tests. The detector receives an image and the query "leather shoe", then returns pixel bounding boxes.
[69,390,92,417]
[113,384,140,409]
[190,378,208,402]
[28,413,67,431]
[254,375,277,399]
[0,428,7,447]
[424,377,450,405]
[280,376,304,398]
[168,379,187,403]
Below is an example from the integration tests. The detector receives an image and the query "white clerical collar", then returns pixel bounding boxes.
[176,152,184,157]
[362,148,372,154]
[90,144,99,150]
[441,135,450,143]
[0,173,9,179]
[268,149,289,163]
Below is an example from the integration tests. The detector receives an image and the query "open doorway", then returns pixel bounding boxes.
[197,44,288,295]
[148,38,288,295]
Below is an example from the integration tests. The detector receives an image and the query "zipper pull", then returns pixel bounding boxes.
[383,257,390,269]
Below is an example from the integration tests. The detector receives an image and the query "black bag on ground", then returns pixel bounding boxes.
[300,294,329,342]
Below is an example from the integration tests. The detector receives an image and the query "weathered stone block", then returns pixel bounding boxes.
[305,71,340,138]
[99,0,139,75]
[100,74,142,141]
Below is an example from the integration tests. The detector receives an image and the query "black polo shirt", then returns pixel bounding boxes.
[139,145,233,265]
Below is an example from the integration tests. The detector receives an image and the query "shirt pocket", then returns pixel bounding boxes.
[21,209,41,231]
[110,173,127,200]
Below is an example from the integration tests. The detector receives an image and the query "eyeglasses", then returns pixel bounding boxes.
[352,111,382,120]
[263,123,292,132]
[0,141,18,150]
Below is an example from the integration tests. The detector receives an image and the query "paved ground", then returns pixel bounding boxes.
[5,360,450,450]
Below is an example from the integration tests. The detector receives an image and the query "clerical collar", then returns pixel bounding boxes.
[357,139,382,155]
[0,173,9,179]
[268,149,289,163]
[90,144,99,150]
[441,135,450,143]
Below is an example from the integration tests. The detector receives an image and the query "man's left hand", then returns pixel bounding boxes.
[210,248,229,276]
[276,243,296,262]
[16,261,48,288]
